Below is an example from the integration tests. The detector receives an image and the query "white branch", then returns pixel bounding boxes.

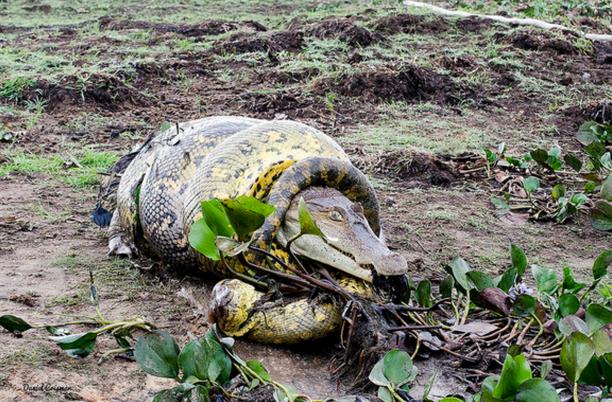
[404,1,612,42]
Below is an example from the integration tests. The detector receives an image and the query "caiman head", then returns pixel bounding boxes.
[276,187,408,301]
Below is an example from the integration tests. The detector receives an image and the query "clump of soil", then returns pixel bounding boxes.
[454,16,494,32]
[216,30,304,54]
[371,14,448,35]
[353,150,458,186]
[239,90,306,117]
[315,65,464,104]
[97,16,267,37]
[498,30,579,55]
[22,73,148,111]
[306,18,382,47]
[594,41,612,64]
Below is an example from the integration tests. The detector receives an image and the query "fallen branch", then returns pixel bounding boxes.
[404,0,612,42]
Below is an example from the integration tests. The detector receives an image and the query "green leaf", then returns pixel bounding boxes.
[202,330,232,385]
[492,354,532,399]
[592,328,612,357]
[50,332,97,358]
[497,268,518,293]
[551,184,566,201]
[188,218,221,260]
[564,153,582,172]
[377,387,393,402]
[416,280,432,307]
[513,294,536,316]
[134,330,180,379]
[601,174,612,201]
[221,196,275,241]
[511,244,527,276]
[558,294,580,317]
[592,249,611,280]
[215,236,250,257]
[446,257,473,292]
[585,303,612,333]
[491,196,509,210]
[368,358,390,386]
[540,360,553,379]
[560,331,595,382]
[531,265,558,295]
[585,141,606,170]
[440,398,464,402]
[382,349,415,386]
[562,267,586,293]
[201,199,235,238]
[530,149,549,167]
[0,315,32,333]
[297,197,324,237]
[246,360,270,382]
[466,271,494,292]
[515,378,560,402]
[152,387,188,402]
[440,275,454,299]
[523,176,540,194]
[178,338,207,380]
[577,121,600,145]
[591,200,612,231]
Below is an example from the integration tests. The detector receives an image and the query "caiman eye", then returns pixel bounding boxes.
[328,210,343,221]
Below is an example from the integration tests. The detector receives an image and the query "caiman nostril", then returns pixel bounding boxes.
[372,271,408,303]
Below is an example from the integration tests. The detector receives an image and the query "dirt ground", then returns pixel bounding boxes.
[0,1,610,401]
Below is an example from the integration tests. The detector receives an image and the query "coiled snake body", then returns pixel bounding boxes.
[97,116,406,344]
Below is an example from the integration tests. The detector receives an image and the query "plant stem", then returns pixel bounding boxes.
[460,291,471,325]
[573,381,578,402]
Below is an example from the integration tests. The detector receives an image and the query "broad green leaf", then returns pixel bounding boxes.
[246,360,270,382]
[560,331,595,382]
[368,358,390,386]
[558,293,580,317]
[152,387,188,402]
[591,200,612,231]
[562,267,586,293]
[178,338,207,380]
[558,315,589,336]
[540,360,553,379]
[0,315,32,333]
[446,257,473,292]
[191,385,211,402]
[523,177,540,194]
[585,303,612,333]
[221,196,275,241]
[531,265,558,295]
[551,184,566,201]
[563,154,582,172]
[585,141,606,170]
[200,199,235,238]
[377,387,393,402]
[440,275,454,299]
[577,121,600,145]
[578,355,603,386]
[467,271,495,292]
[570,193,588,207]
[135,331,180,379]
[515,378,560,402]
[416,280,432,307]
[592,328,612,357]
[382,349,414,386]
[512,294,536,316]
[530,149,549,167]
[297,197,324,237]
[497,268,518,293]
[188,219,220,260]
[511,244,527,276]
[50,332,97,358]
[440,398,464,402]
[202,330,232,385]
[493,354,532,399]
[490,196,509,210]
[601,174,612,201]
[592,249,612,280]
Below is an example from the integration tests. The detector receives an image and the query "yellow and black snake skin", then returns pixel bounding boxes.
[101,116,381,343]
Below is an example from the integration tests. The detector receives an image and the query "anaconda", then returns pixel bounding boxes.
[94,116,408,344]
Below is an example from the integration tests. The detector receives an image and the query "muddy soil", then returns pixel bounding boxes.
[1,1,611,401]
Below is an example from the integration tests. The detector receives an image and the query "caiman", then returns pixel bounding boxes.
[93,116,408,344]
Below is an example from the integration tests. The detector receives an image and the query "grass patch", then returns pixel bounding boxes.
[0,147,118,188]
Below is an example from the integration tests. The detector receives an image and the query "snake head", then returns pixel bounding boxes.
[277,187,408,300]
